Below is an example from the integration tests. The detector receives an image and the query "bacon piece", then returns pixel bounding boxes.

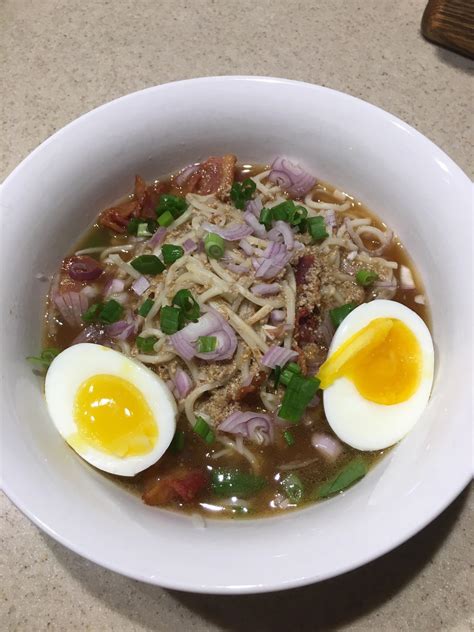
[142,469,209,506]
[235,371,267,402]
[295,306,320,345]
[99,199,141,233]
[295,255,315,285]
[181,154,236,199]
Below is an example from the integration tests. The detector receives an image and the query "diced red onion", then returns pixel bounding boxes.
[105,317,137,340]
[223,260,250,274]
[270,309,286,324]
[244,211,267,238]
[175,163,198,186]
[254,241,293,280]
[54,290,89,327]
[400,265,416,290]
[267,220,295,250]
[170,307,237,361]
[172,368,193,399]
[104,278,125,296]
[71,325,106,345]
[183,238,197,253]
[261,345,298,369]
[245,197,263,217]
[202,222,252,241]
[147,227,167,248]
[66,256,103,281]
[239,238,254,256]
[268,157,316,198]
[219,411,274,446]
[131,275,150,296]
[251,283,281,296]
[311,433,343,461]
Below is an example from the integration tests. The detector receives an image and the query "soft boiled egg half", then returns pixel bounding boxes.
[317,300,434,451]
[45,343,177,476]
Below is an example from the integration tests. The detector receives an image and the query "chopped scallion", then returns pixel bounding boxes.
[356,269,378,286]
[281,473,304,502]
[136,335,158,353]
[131,254,165,275]
[211,468,266,498]
[157,210,174,227]
[26,347,60,369]
[259,207,273,230]
[169,430,185,453]
[98,299,123,324]
[197,336,217,353]
[137,222,151,238]
[161,244,184,266]
[230,178,256,209]
[204,233,225,259]
[160,305,184,335]
[308,216,329,242]
[316,457,368,498]
[193,416,215,444]
[171,289,200,322]
[329,302,358,328]
[82,302,103,323]
[156,194,188,218]
[278,374,320,423]
[283,430,295,446]
[280,362,301,386]
[138,298,154,317]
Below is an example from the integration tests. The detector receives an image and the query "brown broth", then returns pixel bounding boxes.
[43,162,430,519]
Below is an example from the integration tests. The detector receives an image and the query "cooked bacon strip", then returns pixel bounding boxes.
[181,154,236,199]
[99,199,141,233]
[295,255,315,285]
[142,469,208,506]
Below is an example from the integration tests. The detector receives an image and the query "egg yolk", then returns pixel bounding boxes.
[72,374,158,457]
[317,318,422,405]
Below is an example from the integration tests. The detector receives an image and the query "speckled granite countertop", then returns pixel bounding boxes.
[1,1,472,630]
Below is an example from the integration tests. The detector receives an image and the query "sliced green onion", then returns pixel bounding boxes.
[127,217,141,235]
[272,365,282,389]
[161,244,184,266]
[26,347,60,369]
[137,222,151,237]
[278,374,320,423]
[211,468,266,498]
[308,216,329,241]
[157,210,174,227]
[138,298,154,317]
[197,336,217,353]
[82,302,103,323]
[160,305,184,335]
[259,207,273,230]
[281,473,304,502]
[98,299,124,324]
[291,206,308,228]
[172,289,200,322]
[283,430,295,446]
[329,302,358,328]
[204,233,225,259]
[316,457,368,498]
[193,416,215,444]
[156,194,188,218]
[131,254,165,275]
[230,178,256,209]
[280,362,301,386]
[356,269,378,286]
[169,430,185,453]
[136,335,158,353]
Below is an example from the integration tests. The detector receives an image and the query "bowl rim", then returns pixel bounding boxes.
[1,75,472,594]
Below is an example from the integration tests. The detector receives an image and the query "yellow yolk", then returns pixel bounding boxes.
[72,374,158,457]
[317,318,422,405]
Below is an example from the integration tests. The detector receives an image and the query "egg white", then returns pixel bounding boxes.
[45,343,177,476]
[323,300,434,451]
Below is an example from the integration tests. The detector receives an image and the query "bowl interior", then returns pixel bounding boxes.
[1,77,471,593]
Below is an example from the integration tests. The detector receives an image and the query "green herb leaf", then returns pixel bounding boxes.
[211,468,266,498]
[316,457,368,498]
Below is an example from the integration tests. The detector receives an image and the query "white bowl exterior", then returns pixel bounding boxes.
[1,77,472,593]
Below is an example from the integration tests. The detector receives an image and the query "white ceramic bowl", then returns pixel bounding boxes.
[1,77,472,594]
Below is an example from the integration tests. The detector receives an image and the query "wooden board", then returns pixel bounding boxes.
[422,0,474,59]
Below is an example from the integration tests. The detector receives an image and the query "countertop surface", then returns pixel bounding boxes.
[0,1,472,630]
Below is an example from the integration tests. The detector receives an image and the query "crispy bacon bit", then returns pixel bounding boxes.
[99,177,168,233]
[180,154,236,199]
[295,307,320,345]
[295,255,315,285]
[142,469,208,506]
[235,371,267,401]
